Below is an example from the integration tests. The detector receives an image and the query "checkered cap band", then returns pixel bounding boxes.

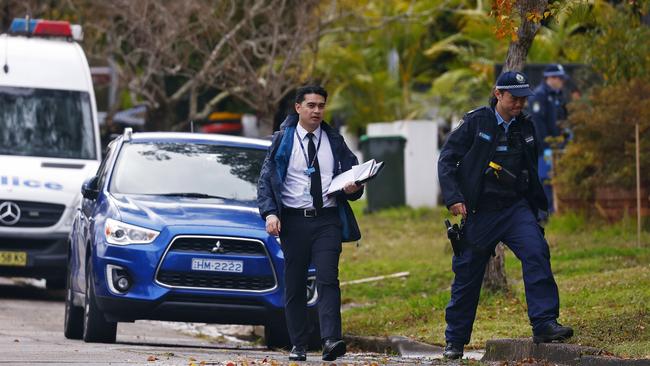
[496,84,531,90]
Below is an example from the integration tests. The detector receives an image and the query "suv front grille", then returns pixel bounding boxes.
[169,237,266,255]
[156,235,277,292]
[0,200,65,228]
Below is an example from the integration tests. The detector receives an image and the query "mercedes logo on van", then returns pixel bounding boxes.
[211,241,224,254]
[0,201,21,226]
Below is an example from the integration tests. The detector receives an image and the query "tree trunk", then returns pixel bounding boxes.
[483,243,508,292]
[484,0,548,292]
[503,0,548,72]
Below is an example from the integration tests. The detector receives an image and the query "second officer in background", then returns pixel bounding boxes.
[527,64,569,213]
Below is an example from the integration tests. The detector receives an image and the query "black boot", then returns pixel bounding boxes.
[443,342,464,359]
[533,321,574,344]
[322,339,346,361]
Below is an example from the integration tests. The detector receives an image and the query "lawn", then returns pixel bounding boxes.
[339,202,650,358]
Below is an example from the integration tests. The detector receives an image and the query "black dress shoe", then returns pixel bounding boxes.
[289,345,307,361]
[443,342,464,359]
[322,339,346,361]
[533,321,574,344]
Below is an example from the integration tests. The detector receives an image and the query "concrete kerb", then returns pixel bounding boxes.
[344,335,650,365]
[344,334,444,358]
[343,334,486,360]
[482,338,650,366]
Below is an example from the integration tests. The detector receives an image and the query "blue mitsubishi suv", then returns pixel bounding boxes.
[63,129,318,347]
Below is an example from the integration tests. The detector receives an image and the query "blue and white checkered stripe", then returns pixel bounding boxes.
[496,84,531,90]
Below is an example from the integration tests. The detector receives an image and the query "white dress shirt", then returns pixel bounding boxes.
[281,123,336,209]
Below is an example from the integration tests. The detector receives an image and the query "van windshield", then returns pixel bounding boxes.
[0,86,97,159]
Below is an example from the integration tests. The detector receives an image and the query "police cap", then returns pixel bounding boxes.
[495,71,534,97]
[543,64,568,79]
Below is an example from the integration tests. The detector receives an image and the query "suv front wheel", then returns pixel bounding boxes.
[83,259,117,343]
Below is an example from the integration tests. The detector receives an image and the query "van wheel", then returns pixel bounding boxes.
[63,260,83,339]
[83,260,117,343]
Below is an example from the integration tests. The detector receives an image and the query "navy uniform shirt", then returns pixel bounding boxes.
[527,82,565,154]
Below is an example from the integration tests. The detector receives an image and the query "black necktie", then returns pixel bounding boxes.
[306,132,323,209]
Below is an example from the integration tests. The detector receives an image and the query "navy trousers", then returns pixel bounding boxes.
[445,199,560,345]
[280,210,342,347]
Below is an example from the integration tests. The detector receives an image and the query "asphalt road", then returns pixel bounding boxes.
[0,278,444,366]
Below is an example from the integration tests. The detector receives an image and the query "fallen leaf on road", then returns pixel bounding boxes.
[189,357,197,361]
[147,355,158,361]
[13,339,19,342]
[226,362,236,366]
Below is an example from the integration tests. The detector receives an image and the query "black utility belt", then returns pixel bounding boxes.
[283,207,338,218]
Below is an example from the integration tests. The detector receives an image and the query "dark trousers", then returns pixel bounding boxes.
[280,210,342,346]
[445,199,560,345]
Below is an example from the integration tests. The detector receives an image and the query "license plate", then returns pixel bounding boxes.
[0,251,27,266]
[191,258,243,273]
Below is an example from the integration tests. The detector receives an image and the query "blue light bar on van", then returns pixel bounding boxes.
[9,18,38,34]
[9,18,73,38]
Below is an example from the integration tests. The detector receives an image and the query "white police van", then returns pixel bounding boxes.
[0,18,101,288]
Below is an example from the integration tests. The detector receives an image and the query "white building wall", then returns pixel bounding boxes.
[366,120,439,208]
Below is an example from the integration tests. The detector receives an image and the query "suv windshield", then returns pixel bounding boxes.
[0,86,96,159]
[110,142,266,202]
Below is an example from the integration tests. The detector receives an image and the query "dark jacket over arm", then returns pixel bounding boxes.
[257,131,282,220]
[438,116,473,208]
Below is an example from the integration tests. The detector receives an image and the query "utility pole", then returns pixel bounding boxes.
[636,122,641,247]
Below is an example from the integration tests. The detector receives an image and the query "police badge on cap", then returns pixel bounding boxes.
[495,71,534,97]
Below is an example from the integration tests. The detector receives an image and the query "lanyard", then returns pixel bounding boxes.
[296,127,322,176]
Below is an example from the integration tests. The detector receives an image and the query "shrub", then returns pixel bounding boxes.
[555,78,650,201]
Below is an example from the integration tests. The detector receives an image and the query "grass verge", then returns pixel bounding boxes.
[339,201,650,358]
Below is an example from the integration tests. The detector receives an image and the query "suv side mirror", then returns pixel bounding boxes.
[81,176,100,200]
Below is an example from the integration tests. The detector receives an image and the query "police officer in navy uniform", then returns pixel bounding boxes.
[257,85,363,362]
[527,64,569,213]
[438,71,573,360]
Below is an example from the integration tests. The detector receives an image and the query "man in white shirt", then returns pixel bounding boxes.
[257,85,363,362]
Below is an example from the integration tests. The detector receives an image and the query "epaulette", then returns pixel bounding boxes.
[465,106,490,116]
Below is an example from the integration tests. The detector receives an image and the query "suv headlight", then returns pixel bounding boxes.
[104,218,159,245]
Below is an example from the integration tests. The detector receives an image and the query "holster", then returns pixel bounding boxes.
[444,219,466,257]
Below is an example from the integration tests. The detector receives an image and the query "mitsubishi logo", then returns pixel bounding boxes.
[211,241,224,253]
[0,201,21,226]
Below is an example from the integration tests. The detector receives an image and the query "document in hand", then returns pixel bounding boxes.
[326,159,385,195]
